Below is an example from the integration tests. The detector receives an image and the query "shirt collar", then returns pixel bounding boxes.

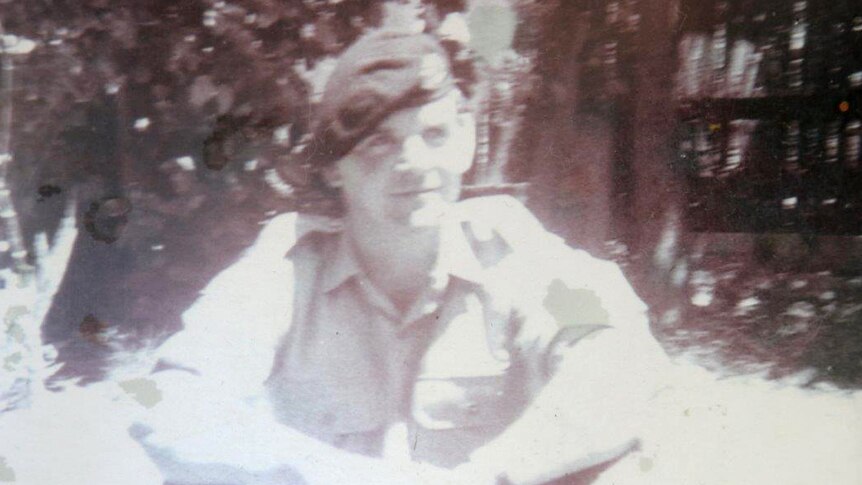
[287,214,343,256]
[320,232,362,294]
[437,217,485,285]
[320,216,486,294]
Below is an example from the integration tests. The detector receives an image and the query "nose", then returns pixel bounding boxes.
[394,134,435,173]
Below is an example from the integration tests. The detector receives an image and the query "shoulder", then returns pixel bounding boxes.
[198,211,337,296]
[458,195,647,325]
[457,195,562,248]
[456,195,620,280]
[156,211,337,382]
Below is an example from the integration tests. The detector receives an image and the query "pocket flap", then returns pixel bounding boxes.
[268,378,385,437]
[411,374,519,430]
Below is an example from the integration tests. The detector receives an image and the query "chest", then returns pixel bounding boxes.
[265,280,528,464]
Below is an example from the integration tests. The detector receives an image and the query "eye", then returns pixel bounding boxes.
[358,131,398,155]
[422,126,449,147]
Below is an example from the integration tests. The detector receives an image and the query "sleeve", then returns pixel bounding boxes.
[150,211,305,396]
[131,269,288,483]
[465,198,671,484]
[459,194,658,361]
[534,252,666,376]
[129,214,305,483]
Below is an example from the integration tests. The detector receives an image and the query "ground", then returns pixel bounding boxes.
[659,252,862,389]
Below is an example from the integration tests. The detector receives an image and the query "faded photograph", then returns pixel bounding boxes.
[1,1,861,484]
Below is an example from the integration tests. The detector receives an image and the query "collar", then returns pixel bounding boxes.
[320,216,486,294]
[282,213,343,258]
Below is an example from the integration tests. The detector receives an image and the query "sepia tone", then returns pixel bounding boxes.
[1,1,861,484]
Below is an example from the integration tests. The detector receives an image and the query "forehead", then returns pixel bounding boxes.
[377,90,463,133]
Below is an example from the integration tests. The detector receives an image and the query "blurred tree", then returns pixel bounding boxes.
[1,0,544,389]
[0,0,470,386]
[510,0,690,346]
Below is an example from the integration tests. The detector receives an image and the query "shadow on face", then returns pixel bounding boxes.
[324,91,476,228]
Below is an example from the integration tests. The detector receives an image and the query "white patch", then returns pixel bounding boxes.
[175,156,195,171]
[2,35,36,55]
[736,296,760,309]
[691,290,713,307]
[416,90,461,128]
[439,13,471,45]
[133,117,150,131]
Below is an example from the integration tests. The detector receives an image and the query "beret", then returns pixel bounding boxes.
[310,30,458,166]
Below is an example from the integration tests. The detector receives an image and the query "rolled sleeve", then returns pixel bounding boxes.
[468,222,669,483]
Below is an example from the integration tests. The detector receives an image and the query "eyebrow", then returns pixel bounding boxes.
[354,126,396,151]
[365,126,396,141]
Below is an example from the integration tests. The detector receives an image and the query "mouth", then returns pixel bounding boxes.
[390,187,441,196]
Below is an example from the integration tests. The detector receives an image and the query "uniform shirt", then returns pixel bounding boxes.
[266,210,571,467]
[149,195,660,476]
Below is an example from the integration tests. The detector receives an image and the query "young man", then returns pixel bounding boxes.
[134,29,669,485]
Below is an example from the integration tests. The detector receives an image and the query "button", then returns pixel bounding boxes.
[465,402,479,414]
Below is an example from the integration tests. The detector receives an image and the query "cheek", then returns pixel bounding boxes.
[443,125,476,175]
[344,175,388,207]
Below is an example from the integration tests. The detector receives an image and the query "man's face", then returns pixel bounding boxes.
[327,91,476,228]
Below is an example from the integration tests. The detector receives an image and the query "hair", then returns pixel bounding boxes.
[281,29,478,216]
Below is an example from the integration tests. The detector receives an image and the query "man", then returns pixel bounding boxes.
[134,29,669,485]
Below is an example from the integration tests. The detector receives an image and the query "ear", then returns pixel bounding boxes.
[320,163,343,189]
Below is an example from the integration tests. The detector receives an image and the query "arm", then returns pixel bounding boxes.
[135,367,449,485]
[463,323,668,485]
[130,212,460,484]
[457,221,670,484]
[130,257,428,483]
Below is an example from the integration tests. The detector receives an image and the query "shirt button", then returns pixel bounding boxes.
[465,402,479,414]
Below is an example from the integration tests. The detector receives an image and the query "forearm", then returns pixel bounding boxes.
[469,329,665,485]
[133,371,404,485]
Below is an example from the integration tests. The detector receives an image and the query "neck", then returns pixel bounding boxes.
[347,217,441,275]
[345,216,442,309]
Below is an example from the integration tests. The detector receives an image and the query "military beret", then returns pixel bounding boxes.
[310,30,459,166]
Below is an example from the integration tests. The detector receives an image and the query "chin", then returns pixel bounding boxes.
[407,210,445,228]
[392,200,452,229]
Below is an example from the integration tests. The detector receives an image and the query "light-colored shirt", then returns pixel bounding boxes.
[148,195,663,478]
[266,211,577,467]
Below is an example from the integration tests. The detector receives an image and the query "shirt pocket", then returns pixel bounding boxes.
[411,364,525,431]
[267,377,386,440]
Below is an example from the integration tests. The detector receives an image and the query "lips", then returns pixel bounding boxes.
[390,186,441,196]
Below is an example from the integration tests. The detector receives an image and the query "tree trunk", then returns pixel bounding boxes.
[628,0,688,324]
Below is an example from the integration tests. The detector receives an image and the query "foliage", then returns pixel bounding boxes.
[661,254,862,388]
[0,1,383,383]
[4,0,858,391]
[1,0,540,384]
